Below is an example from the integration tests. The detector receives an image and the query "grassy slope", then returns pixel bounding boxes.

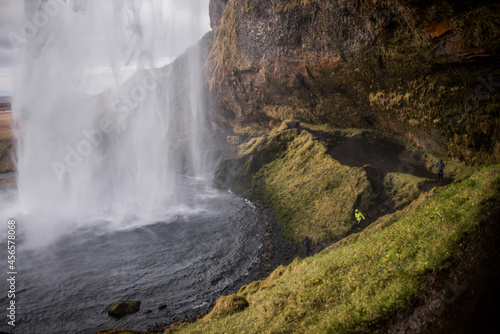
[254,130,372,244]
[218,125,470,245]
[171,165,499,334]
[215,127,377,244]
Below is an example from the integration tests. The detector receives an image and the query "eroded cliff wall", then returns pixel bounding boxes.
[206,0,500,164]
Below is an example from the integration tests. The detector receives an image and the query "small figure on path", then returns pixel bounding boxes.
[355,209,365,224]
[436,159,445,182]
[303,236,311,255]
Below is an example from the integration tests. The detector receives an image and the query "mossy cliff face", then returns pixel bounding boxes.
[206,0,500,164]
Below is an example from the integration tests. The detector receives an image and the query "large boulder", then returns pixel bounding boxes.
[108,301,141,318]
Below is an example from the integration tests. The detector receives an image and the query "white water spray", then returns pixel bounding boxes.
[11,0,213,242]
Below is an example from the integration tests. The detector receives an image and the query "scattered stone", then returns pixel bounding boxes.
[158,304,167,310]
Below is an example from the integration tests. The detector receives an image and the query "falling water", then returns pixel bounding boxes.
[12,0,214,240]
[0,3,266,333]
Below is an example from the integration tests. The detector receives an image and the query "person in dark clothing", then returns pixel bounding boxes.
[303,236,311,255]
[436,159,445,182]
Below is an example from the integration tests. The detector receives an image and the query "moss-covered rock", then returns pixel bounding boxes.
[213,126,299,193]
[108,301,141,318]
[204,294,249,320]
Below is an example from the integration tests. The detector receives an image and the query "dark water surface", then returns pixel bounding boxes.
[0,186,263,333]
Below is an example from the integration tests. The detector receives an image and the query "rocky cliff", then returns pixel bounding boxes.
[206,0,500,164]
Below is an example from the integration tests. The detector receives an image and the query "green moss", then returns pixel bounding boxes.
[253,130,372,243]
[212,0,499,163]
[300,123,373,137]
[383,172,430,210]
[242,0,255,13]
[213,129,299,193]
[238,280,262,297]
[203,295,249,320]
[108,300,141,318]
[174,165,500,334]
[210,0,239,99]
[216,124,470,243]
[424,155,475,181]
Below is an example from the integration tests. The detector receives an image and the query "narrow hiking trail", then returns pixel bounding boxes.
[295,124,452,235]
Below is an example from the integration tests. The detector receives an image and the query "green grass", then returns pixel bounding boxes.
[383,172,430,210]
[169,165,500,334]
[253,130,372,244]
[216,124,469,245]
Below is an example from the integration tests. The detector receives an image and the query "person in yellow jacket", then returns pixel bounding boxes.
[355,209,365,224]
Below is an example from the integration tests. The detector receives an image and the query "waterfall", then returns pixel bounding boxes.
[12,0,212,238]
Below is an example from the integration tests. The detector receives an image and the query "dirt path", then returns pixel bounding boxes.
[300,126,436,179]
[325,132,435,178]
[292,125,449,229]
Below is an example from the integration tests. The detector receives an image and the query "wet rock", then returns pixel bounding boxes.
[108,301,141,318]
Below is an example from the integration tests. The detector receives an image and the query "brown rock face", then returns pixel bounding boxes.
[207,0,375,125]
[205,0,500,164]
[209,0,228,29]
